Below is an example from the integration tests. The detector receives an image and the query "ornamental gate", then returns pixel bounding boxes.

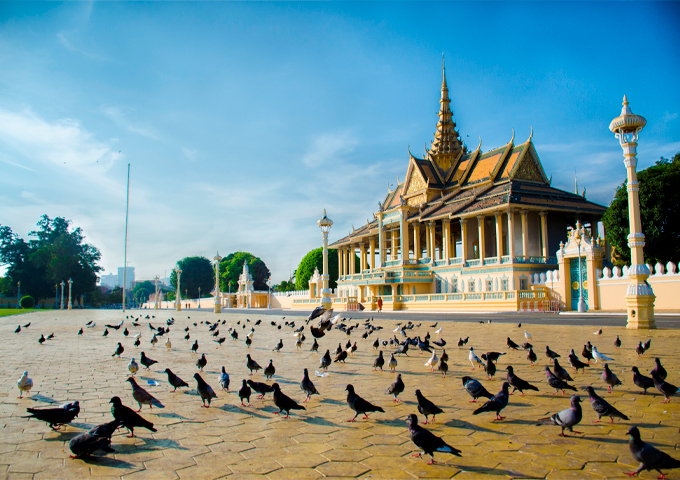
[570,257,588,311]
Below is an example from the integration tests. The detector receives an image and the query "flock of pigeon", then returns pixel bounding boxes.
[13,309,680,477]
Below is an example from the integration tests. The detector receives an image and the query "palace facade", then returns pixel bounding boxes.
[328,65,607,312]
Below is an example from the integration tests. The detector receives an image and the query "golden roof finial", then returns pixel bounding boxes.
[510,129,515,144]
[477,136,482,151]
[528,125,533,142]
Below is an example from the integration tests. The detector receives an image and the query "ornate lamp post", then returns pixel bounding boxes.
[268,276,271,309]
[609,96,655,329]
[317,209,334,310]
[214,252,222,313]
[16,281,20,308]
[55,284,58,310]
[60,281,65,309]
[174,267,182,311]
[198,287,201,308]
[154,275,160,310]
[67,278,73,310]
[576,225,586,313]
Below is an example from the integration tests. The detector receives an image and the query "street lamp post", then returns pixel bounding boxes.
[317,209,334,310]
[576,228,586,313]
[17,281,20,308]
[67,278,73,310]
[214,252,222,313]
[174,267,182,311]
[198,287,201,309]
[609,96,656,329]
[185,289,188,309]
[268,276,271,309]
[55,284,58,310]
[60,281,65,309]
[154,275,160,310]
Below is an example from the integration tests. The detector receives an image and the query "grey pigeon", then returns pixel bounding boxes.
[127,377,165,411]
[636,342,645,357]
[505,366,539,396]
[462,376,494,402]
[625,426,680,479]
[239,379,251,406]
[415,389,443,424]
[385,374,404,402]
[196,353,207,371]
[194,373,217,407]
[650,371,678,404]
[300,368,319,402]
[472,382,510,420]
[631,366,654,394]
[264,360,276,379]
[642,339,651,353]
[545,366,577,395]
[345,384,384,422]
[553,358,573,381]
[602,363,622,392]
[272,383,305,419]
[650,358,667,381]
[407,414,461,465]
[219,366,230,391]
[247,379,273,399]
[506,337,519,350]
[246,354,262,375]
[68,419,121,458]
[545,346,560,359]
[373,351,385,371]
[526,347,537,366]
[568,349,589,372]
[581,385,628,423]
[319,350,331,372]
[536,395,583,437]
[164,368,189,391]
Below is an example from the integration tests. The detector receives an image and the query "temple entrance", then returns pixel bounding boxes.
[570,257,588,311]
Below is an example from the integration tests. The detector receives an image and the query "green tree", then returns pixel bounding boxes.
[132,281,156,304]
[0,216,101,300]
[219,252,270,292]
[273,279,296,292]
[294,247,357,291]
[108,286,123,306]
[169,256,214,299]
[603,153,680,266]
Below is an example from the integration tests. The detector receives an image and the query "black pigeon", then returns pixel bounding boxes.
[86,320,93,326]
[124,328,129,337]
[614,335,621,348]
[345,384,384,422]
[334,350,348,363]
[642,339,651,353]
[245,336,252,347]
[473,382,510,420]
[334,343,343,355]
[273,339,283,352]
[214,337,226,345]
[194,373,217,407]
[77,328,83,336]
[47,332,55,339]
[545,366,577,395]
[553,359,573,381]
[521,342,533,350]
[112,343,124,358]
[247,379,274,399]
[636,342,645,357]
[536,395,583,437]
[140,352,158,370]
[394,342,409,356]
[631,366,655,394]
[651,371,678,403]
[440,349,448,363]
[310,338,319,352]
[481,351,506,362]
[432,338,446,347]
[272,383,305,419]
[602,363,622,392]
[582,386,629,423]
[650,358,667,381]
[25,401,80,431]
[568,349,589,372]
[22,322,30,328]
[14,325,20,333]
[625,426,680,479]
[310,326,325,338]
[164,368,189,391]
[484,357,496,380]
[507,337,520,350]
[385,374,404,402]
[300,368,319,402]
[527,347,537,366]
[231,330,238,340]
[582,344,593,363]
[134,337,140,348]
[415,389,443,424]
[505,366,539,396]
[110,396,156,438]
[68,419,121,458]
[438,359,448,377]
[319,350,331,372]
[246,354,262,375]
[239,379,252,406]
[103,328,109,337]
[545,346,560,360]
[196,353,207,371]
[457,337,469,347]
[264,360,276,379]
[191,340,199,353]
[373,351,385,371]
[407,414,460,465]
[462,376,494,402]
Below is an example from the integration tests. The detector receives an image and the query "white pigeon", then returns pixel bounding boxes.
[247,329,254,339]
[117,320,124,328]
[17,371,33,398]
[524,330,533,340]
[165,338,172,349]
[435,327,443,335]
[469,347,484,370]
[424,350,439,372]
[329,313,343,325]
[593,328,602,335]
[128,358,139,375]
[393,326,401,333]
[134,332,142,339]
[591,346,613,363]
[86,322,96,329]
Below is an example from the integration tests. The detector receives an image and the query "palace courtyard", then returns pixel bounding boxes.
[1,309,679,479]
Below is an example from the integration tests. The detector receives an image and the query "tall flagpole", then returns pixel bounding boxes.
[122,163,130,312]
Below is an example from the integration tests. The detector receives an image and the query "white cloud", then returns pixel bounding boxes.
[301,131,358,168]
[182,147,198,162]
[662,112,678,123]
[56,32,103,60]
[100,105,162,141]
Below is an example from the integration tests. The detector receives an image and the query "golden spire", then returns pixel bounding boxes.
[429,58,465,161]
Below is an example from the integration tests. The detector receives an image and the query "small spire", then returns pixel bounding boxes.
[528,126,533,142]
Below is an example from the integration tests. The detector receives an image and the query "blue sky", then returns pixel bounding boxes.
[1,2,678,284]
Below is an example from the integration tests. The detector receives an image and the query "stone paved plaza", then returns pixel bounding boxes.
[1,309,679,479]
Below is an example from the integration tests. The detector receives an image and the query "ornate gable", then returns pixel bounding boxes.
[509,142,549,184]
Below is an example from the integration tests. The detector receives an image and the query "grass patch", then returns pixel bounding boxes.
[0,309,40,317]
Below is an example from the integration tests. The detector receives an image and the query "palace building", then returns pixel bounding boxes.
[328,65,607,312]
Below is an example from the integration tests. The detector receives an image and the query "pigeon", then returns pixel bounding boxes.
[196,353,207,371]
[191,340,199,353]
[438,359,448,377]
[264,360,276,379]
[568,349,589,372]
[247,379,273,399]
[319,350,332,372]
[484,357,496,380]
[592,346,613,363]
[536,395,583,437]
[150,334,157,346]
[273,339,283,352]
[582,344,594,363]
[134,337,141,348]
[68,419,121,458]
[140,352,158,370]
[214,337,226,346]
[103,328,109,337]
[545,366,578,395]
[127,377,165,411]
[594,327,602,335]
[526,347,537,366]
[469,347,484,370]
[457,336,469,347]
[553,359,574,381]
[39,334,45,345]
[239,379,252,406]
[614,336,621,348]
[25,401,80,431]
[165,338,171,349]
[432,338,446,347]
[334,343,343,356]
[581,386,629,423]
[87,322,96,329]
[650,358,667,381]
[425,350,439,372]
[505,366,539,396]
[440,349,448,362]
[14,325,20,333]
[635,342,645,357]
[435,326,443,335]
[524,330,532,341]
[185,333,191,341]
[110,396,156,437]
[17,371,33,398]
[350,342,357,355]
[23,322,30,328]
[385,374,404,402]
[395,342,409,356]
[310,338,319,352]
[164,368,189,391]
[650,371,678,404]
[300,368,319,402]
[112,343,124,358]
[631,366,655,395]
[124,327,129,337]
[128,358,139,375]
[372,338,380,350]
[272,383,305,419]
[625,426,680,479]
[231,330,238,340]
[415,389,443,424]
[602,363,622,392]
[246,354,262,375]
[77,328,83,336]
[334,350,348,363]
[345,384,384,422]
[86,320,93,326]
[406,414,461,465]
[545,346,560,360]
[194,373,217,407]
[507,337,520,350]
[481,351,506,362]
[219,367,230,391]
[473,382,510,420]
[521,342,533,351]
[642,339,651,353]
[462,376,494,402]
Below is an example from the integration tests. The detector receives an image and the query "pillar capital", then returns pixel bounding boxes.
[539,210,548,218]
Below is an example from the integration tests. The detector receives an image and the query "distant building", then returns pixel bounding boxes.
[117,267,135,290]
[100,274,118,289]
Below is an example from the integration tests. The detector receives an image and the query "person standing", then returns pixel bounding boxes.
[377,297,383,313]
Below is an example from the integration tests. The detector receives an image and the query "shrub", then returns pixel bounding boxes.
[20,295,35,309]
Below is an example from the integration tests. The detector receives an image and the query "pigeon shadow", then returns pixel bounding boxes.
[319,398,345,406]
[453,464,538,478]
[302,416,340,427]
[75,456,138,469]
[29,394,60,404]
[583,436,628,445]
[44,430,81,442]
[444,419,508,435]
[500,418,538,426]
[154,412,190,420]
[219,404,271,419]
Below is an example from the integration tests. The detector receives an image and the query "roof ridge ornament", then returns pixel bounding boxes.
[528,125,533,142]
[510,129,515,144]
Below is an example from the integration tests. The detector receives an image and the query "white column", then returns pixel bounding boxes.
[507,209,515,259]
[495,213,503,262]
[443,219,451,260]
[369,237,375,271]
[521,210,529,257]
[540,212,549,258]
[477,216,485,260]
[460,219,468,260]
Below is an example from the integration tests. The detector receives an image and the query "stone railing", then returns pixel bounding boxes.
[597,261,679,280]
[529,270,560,285]
[273,289,309,297]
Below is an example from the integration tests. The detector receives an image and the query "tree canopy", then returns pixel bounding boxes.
[0,215,102,300]
[131,280,156,304]
[603,152,680,266]
[169,256,214,299]
[219,252,270,291]
[294,247,357,291]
